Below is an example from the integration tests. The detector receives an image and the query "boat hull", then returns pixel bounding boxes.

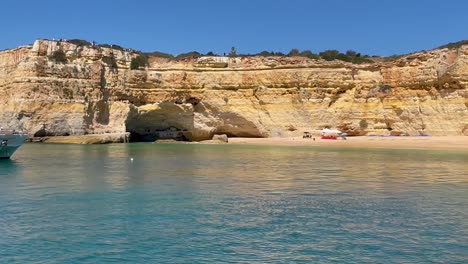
[0,133,26,159]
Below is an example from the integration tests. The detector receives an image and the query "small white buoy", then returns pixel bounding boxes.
[130,157,134,162]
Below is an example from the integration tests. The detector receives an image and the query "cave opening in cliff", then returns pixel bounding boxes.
[127,127,189,143]
[124,102,196,142]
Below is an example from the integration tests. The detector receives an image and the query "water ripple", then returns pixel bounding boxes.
[0,144,467,263]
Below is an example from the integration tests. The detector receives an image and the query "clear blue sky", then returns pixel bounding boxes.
[2,0,467,56]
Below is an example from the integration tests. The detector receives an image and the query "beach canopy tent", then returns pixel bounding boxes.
[321,128,342,135]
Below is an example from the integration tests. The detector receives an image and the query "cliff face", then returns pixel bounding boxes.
[0,40,467,140]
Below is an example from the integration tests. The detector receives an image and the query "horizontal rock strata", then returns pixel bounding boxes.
[0,40,467,141]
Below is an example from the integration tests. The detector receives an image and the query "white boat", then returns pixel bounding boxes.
[0,129,27,159]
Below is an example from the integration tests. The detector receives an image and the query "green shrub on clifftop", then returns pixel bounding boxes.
[174,51,202,60]
[130,54,148,70]
[102,56,118,69]
[49,49,67,63]
[437,40,468,49]
[143,51,174,59]
[68,39,91,47]
[98,43,126,51]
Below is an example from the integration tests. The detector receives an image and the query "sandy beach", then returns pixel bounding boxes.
[38,133,468,152]
[227,136,468,151]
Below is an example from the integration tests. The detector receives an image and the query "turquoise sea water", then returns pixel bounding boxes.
[0,143,467,263]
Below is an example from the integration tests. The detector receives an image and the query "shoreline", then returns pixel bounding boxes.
[28,133,468,152]
[226,136,468,151]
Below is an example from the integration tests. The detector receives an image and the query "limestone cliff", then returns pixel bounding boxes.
[0,40,467,141]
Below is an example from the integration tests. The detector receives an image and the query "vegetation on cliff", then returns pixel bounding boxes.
[437,40,468,49]
[98,43,127,52]
[143,51,173,59]
[139,48,372,64]
[48,49,67,63]
[174,51,202,60]
[67,39,92,47]
[44,38,468,66]
[130,54,149,70]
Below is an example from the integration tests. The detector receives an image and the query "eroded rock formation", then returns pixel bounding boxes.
[0,40,467,141]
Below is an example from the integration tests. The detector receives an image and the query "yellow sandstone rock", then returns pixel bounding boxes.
[0,40,467,141]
